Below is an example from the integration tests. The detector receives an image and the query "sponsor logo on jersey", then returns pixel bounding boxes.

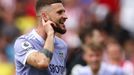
[49,64,65,74]
[57,50,65,62]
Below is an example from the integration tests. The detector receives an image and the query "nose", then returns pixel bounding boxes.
[63,13,68,20]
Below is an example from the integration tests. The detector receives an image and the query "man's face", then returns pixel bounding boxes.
[83,47,102,71]
[107,43,122,60]
[46,3,68,34]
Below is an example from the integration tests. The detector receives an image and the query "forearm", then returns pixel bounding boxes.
[27,52,49,69]
[41,33,54,62]
[44,33,54,52]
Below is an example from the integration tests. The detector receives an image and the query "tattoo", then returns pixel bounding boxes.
[27,52,44,67]
[26,51,51,69]
[41,49,53,60]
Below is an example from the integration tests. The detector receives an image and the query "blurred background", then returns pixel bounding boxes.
[0,0,134,75]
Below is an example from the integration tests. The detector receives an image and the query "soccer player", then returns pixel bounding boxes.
[71,42,124,75]
[14,0,68,75]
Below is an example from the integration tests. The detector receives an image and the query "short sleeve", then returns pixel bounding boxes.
[14,39,38,66]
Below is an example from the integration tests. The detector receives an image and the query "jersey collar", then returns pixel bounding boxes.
[32,29,45,45]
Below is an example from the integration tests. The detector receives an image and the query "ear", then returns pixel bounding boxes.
[41,13,47,21]
[42,13,47,18]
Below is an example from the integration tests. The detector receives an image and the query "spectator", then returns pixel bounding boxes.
[106,37,134,75]
[67,27,105,75]
[123,38,134,64]
[71,41,124,75]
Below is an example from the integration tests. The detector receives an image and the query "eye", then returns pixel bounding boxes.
[57,10,63,15]
[57,10,65,15]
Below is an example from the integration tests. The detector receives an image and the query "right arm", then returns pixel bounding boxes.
[26,19,55,69]
[26,32,54,69]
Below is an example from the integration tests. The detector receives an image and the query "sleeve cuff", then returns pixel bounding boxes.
[23,50,38,65]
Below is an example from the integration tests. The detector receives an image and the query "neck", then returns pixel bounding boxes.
[35,22,47,40]
[36,17,56,40]
[92,68,100,75]
[35,24,56,40]
[109,58,123,66]
[88,65,100,75]
[93,70,99,75]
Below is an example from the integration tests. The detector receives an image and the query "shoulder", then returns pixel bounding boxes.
[71,64,91,75]
[122,60,134,72]
[14,35,26,48]
[14,34,28,47]
[104,63,124,74]
[14,30,35,46]
[123,60,133,67]
[14,33,33,52]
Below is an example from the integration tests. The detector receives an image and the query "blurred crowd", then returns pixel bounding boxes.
[0,0,134,75]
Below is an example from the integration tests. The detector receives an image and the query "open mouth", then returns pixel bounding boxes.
[59,23,66,29]
[59,20,66,29]
[60,22,64,24]
[59,19,66,24]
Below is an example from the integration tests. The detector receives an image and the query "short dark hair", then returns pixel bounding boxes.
[79,27,93,43]
[79,26,103,44]
[36,0,63,12]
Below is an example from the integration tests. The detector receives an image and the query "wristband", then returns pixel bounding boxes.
[41,48,53,60]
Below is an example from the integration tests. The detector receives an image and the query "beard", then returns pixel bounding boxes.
[48,16,67,34]
[51,23,66,34]
[51,18,67,34]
